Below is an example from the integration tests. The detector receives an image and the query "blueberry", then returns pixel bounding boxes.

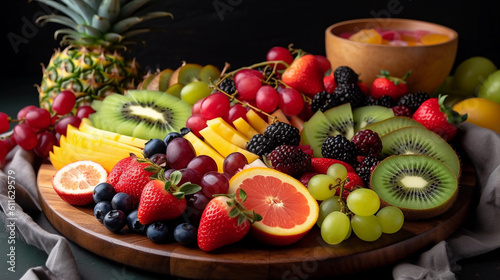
[179,127,191,136]
[163,132,182,146]
[146,222,170,244]
[94,201,112,223]
[143,138,167,159]
[173,223,197,246]
[126,209,146,235]
[111,192,134,215]
[93,182,116,203]
[103,210,127,233]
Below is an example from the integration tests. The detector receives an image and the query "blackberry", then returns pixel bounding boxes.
[365,95,395,108]
[392,105,412,117]
[311,91,340,112]
[218,78,236,95]
[321,135,357,165]
[333,83,365,108]
[351,129,382,156]
[334,66,358,85]
[246,134,275,156]
[355,155,381,187]
[266,145,311,178]
[398,91,430,113]
[264,122,300,146]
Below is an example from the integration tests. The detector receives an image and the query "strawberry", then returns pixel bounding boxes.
[335,172,365,201]
[197,189,262,252]
[138,170,201,225]
[370,70,410,100]
[106,156,134,187]
[323,73,336,94]
[310,157,355,174]
[412,95,467,141]
[313,54,332,74]
[111,156,162,203]
[281,54,325,97]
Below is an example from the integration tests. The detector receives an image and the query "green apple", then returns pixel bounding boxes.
[451,56,497,96]
[478,70,500,104]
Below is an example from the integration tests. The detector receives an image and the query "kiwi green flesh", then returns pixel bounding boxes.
[323,103,355,140]
[178,64,203,85]
[371,154,458,219]
[380,126,461,178]
[90,90,191,140]
[352,105,394,133]
[200,65,221,84]
[364,116,424,137]
[302,110,337,158]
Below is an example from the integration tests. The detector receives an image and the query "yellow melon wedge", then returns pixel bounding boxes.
[267,109,290,125]
[79,118,147,149]
[49,150,66,170]
[206,117,250,149]
[199,126,259,163]
[246,109,269,134]
[233,117,260,139]
[59,134,136,162]
[65,125,143,157]
[183,132,224,172]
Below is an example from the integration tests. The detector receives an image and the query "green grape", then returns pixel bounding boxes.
[326,163,348,182]
[317,196,342,227]
[321,211,351,245]
[452,56,497,96]
[376,206,404,234]
[351,215,382,242]
[180,81,212,105]
[478,70,500,104]
[307,174,337,201]
[346,188,380,216]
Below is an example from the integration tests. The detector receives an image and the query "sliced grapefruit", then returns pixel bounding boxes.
[228,167,319,246]
[52,161,107,206]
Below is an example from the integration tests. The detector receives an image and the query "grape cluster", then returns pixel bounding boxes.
[0,90,95,164]
[308,163,404,245]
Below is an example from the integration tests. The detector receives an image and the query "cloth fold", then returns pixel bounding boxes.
[1,123,499,280]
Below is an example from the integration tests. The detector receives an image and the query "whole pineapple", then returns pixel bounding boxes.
[34,0,172,111]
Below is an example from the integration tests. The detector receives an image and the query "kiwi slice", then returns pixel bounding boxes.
[380,126,460,178]
[371,154,458,220]
[364,116,424,137]
[323,103,355,140]
[352,105,394,132]
[89,90,191,140]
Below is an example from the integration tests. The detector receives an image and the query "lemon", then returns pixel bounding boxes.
[452,97,500,134]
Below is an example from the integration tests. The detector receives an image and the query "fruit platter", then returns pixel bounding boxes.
[3,1,500,279]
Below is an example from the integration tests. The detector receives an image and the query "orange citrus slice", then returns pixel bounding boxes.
[52,161,107,206]
[228,167,319,246]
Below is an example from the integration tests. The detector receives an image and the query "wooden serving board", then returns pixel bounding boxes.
[37,162,476,280]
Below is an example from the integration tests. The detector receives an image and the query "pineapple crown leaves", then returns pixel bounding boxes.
[33,0,173,49]
[154,169,201,200]
[214,189,263,225]
[377,70,412,85]
[437,94,468,126]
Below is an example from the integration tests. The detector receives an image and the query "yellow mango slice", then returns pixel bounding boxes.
[246,109,269,134]
[199,126,259,163]
[206,117,250,149]
[79,118,147,149]
[183,132,224,172]
[233,117,260,139]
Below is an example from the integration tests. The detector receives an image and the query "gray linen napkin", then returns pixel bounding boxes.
[393,122,500,279]
[0,122,499,280]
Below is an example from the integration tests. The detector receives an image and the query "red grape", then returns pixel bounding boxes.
[255,85,279,113]
[178,168,202,185]
[0,112,10,134]
[200,92,231,120]
[278,88,304,116]
[266,46,294,70]
[26,108,52,129]
[17,105,38,120]
[224,104,248,124]
[52,90,76,115]
[166,137,196,170]
[186,192,210,213]
[234,69,263,85]
[76,105,96,119]
[13,124,38,150]
[55,115,81,136]
[185,114,208,138]
[192,97,205,115]
[201,171,229,197]
[34,131,57,158]
[223,152,248,176]
[187,155,218,175]
[236,75,261,101]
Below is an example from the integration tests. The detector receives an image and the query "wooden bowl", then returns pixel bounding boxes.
[325,18,458,94]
